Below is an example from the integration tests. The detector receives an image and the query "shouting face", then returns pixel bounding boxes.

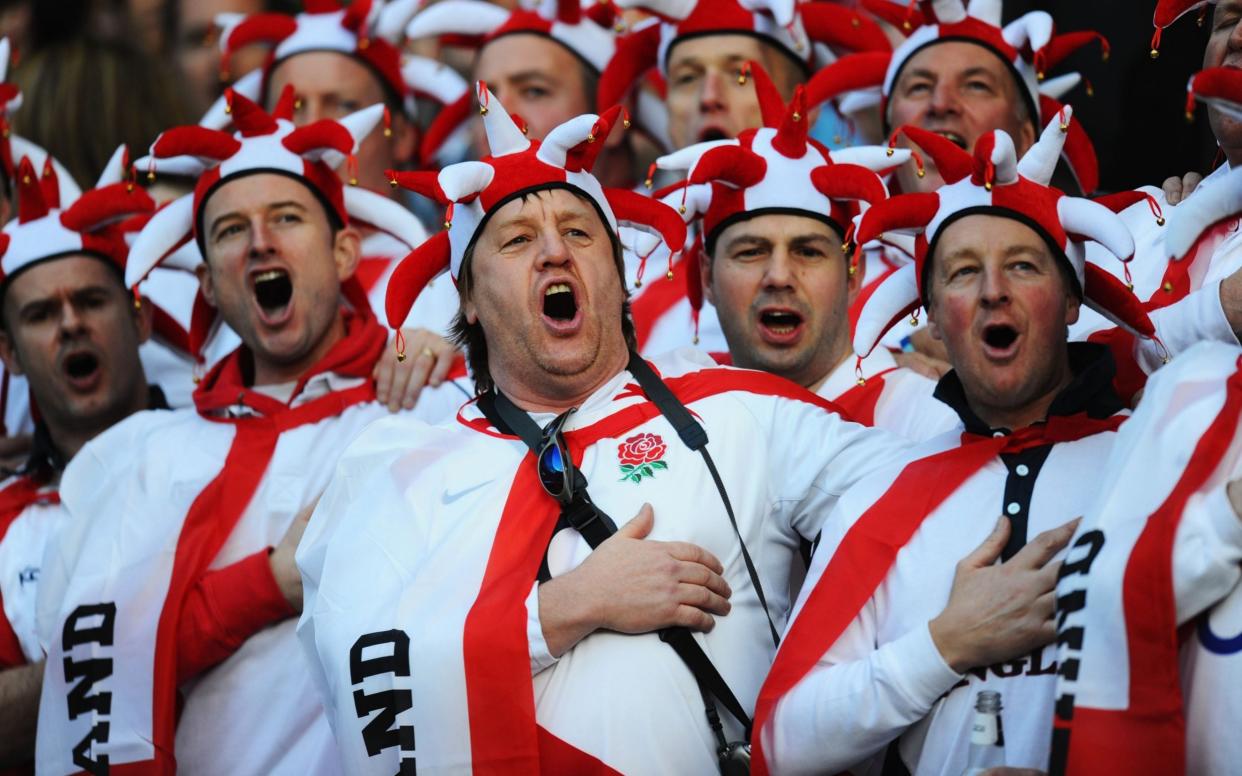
[198,173,360,386]
[706,213,855,389]
[887,41,1036,192]
[0,256,150,444]
[926,214,1079,429]
[665,34,804,149]
[464,187,629,404]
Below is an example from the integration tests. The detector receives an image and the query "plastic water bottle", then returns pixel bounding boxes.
[963,690,1006,775]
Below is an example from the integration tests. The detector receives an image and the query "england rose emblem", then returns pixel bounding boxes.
[618,433,668,484]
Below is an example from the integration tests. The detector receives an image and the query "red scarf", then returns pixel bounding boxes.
[750,411,1126,775]
[458,366,848,774]
[138,309,384,773]
[1052,363,1242,775]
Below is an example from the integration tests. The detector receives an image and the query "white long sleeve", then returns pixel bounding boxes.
[764,616,960,775]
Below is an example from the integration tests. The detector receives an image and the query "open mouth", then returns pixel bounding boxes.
[933,130,968,149]
[757,308,805,345]
[760,309,803,334]
[253,269,293,314]
[543,283,578,321]
[983,323,1019,351]
[698,127,729,142]
[62,350,101,390]
[65,352,99,380]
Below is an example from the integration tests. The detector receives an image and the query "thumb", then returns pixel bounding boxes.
[617,503,654,539]
[962,516,1010,568]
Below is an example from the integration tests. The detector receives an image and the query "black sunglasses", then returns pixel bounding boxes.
[537,409,577,504]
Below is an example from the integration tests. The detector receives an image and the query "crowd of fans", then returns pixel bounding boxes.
[0,1,1240,774]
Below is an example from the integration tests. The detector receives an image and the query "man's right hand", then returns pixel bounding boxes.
[929,516,1079,673]
[538,504,732,657]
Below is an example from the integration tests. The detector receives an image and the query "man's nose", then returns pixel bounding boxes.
[761,248,796,289]
[700,69,727,112]
[248,219,276,257]
[928,81,960,117]
[535,229,572,269]
[979,267,1011,306]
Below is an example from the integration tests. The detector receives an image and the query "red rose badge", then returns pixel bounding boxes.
[618,432,668,484]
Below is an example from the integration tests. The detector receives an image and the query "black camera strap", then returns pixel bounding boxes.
[477,352,778,743]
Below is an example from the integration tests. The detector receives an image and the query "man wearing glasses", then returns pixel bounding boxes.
[296,91,911,774]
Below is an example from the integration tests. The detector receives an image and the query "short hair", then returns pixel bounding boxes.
[449,189,638,395]
[0,255,129,335]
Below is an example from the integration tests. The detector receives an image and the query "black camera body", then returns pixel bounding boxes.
[718,741,751,776]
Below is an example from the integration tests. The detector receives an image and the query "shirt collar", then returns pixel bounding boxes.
[933,341,1124,437]
[18,385,170,480]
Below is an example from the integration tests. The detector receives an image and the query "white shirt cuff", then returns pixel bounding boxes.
[875,622,964,711]
[527,581,559,675]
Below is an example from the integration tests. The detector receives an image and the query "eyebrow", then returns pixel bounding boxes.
[209,200,307,236]
[723,234,772,251]
[507,70,557,84]
[17,285,113,317]
[789,233,834,246]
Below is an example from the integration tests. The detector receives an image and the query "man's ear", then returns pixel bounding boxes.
[1065,291,1082,327]
[925,296,943,342]
[845,252,862,305]
[133,294,155,345]
[333,226,362,281]
[700,248,715,306]
[195,262,219,309]
[0,327,23,377]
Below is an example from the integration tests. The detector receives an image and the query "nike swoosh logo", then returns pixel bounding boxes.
[441,480,494,505]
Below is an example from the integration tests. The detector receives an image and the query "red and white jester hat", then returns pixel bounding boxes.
[207,0,468,136]
[0,152,154,288]
[404,0,637,163]
[385,83,687,336]
[814,0,1106,193]
[125,88,428,354]
[1151,0,1216,58]
[648,62,911,337]
[598,0,891,130]
[851,109,1155,360]
[1165,68,1242,265]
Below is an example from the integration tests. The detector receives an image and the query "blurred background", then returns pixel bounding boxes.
[0,0,1219,194]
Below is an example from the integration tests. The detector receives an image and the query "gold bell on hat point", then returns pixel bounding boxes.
[984,181,993,191]
[634,278,643,288]
[479,106,489,116]
[916,168,926,178]
[384,127,392,137]
[679,205,686,214]
[792,111,801,122]
[20,174,28,184]
[396,352,406,363]
[1157,216,1166,226]
[389,178,398,189]
[444,219,452,230]
[294,98,303,110]
[1150,48,1160,59]
[587,132,595,143]
[147,170,156,181]
[1163,281,1174,293]
[666,270,674,280]
[856,376,866,386]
